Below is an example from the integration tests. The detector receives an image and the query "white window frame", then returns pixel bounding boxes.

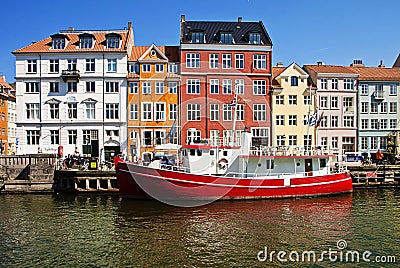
[222,54,232,69]
[142,102,153,121]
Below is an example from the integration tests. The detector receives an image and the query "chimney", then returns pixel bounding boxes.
[68,27,74,31]
[350,59,364,67]
[238,17,243,23]
[317,61,325,66]
[181,15,186,23]
[276,62,284,67]
[128,22,132,30]
[378,60,385,68]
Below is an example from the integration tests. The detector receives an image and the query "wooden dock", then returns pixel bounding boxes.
[348,164,400,188]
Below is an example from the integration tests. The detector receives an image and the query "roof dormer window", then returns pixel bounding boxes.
[220,32,233,44]
[52,38,65,49]
[79,34,94,49]
[249,32,261,44]
[106,34,121,48]
[190,31,204,43]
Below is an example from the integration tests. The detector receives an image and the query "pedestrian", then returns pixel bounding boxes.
[376,149,384,165]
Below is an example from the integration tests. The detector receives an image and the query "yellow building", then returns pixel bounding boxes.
[127,44,180,159]
[271,62,316,147]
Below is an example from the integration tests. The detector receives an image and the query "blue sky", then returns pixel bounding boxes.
[1,0,399,83]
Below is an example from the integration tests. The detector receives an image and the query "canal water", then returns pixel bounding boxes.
[0,189,399,267]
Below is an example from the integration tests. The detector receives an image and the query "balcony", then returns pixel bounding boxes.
[61,70,80,82]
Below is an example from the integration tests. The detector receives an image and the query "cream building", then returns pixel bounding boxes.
[271,62,315,148]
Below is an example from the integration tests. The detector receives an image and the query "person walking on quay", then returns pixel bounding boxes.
[376,149,384,165]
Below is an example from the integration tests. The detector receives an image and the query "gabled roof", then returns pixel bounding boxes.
[276,62,308,79]
[138,44,169,61]
[0,76,12,89]
[349,66,400,81]
[303,65,358,87]
[129,45,179,62]
[180,18,272,46]
[392,53,400,68]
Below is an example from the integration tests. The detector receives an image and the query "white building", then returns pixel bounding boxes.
[13,23,134,161]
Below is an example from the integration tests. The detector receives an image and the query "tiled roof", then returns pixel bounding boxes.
[271,67,285,87]
[13,30,130,54]
[181,20,272,46]
[349,66,400,81]
[303,65,356,74]
[129,45,179,62]
[0,76,12,89]
[393,54,400,68]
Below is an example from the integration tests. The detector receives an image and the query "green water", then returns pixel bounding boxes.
[0,189,399,267]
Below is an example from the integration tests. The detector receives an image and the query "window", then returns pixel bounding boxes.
[49,59,59,73]
[379,119,387,129]
[168,82,177,94]
[86,103,95,119]
[252,80,266,95]
[220,32,233,44]
[331,137,338,149]
[236,104,244,121]
[291,76,298,86]
[390,119,397,129]
[142,64,151,72]
[68,59,77,70]
[210,79,219,94]
[26,82,39,93]
[129,104,138,120]
[235,54,244,69]
[360,102,368,113]
[68,130,77,145]
[321,137,328,149]
[27,130,40,145]
[253,104,266,121]
[288,95,297,105]
[276,95,284,105]
[277,135,285,146]
[380,102,387,113]
[169,104,177,120]
[370,102,378,113]
[343,116,354,127]
[371,119,379,129]
[191,31,204,43]
[288,135,297,146]
[105,82,119,93]
[360,137,368,150]
[154,102,166,121]
[187,104,201,121]
[105,103,119,119]
[49,82,59,93]
[331,96,338,108]
[222,54,232,69]
[155,82,164,94]
[276,115,284,126]
[67,82,77,93]
[389,102,397,113]
[319,116,328,128]
[249,33,261,44]
[49,103,59,119]
[361,119,369,129]
[320,96,328,108]
[304,95,311,105]
[235,79,244,94]
[186,53,200,68]
[142,82,151,94]
[82,130,98,145]
[67,103,77,119]
[142,103,152,121]
[210,104,219,121]
[79,36,93,48]
[168,63,178,74]
[209,54,219,69]
[86,59,95,72]
[253,54,266,69]
[331,79,338,90]
[86,81,95,93]
[303,115,309,126]
[26,104,39,119]
[370,137,377,150]
[27,60,37,73]
[107,59,117,72]
[154,131,166,145]
[320,78,327,89]
[344,79,354,90]
[143,130,153,146]
[106,36,120,48]
[223,104,233,121]
[331,115,339,127]
[223,79,232,94]
[288,115,297,126]
[389,84,397,95]
[52,38,65,49]
[155,64,164,73]
[50,130,59,145]
[360,84,368,95]
[128,82,139,93]
[187,79,200,94]
[304,135,312,147]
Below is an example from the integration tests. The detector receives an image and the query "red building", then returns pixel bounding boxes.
[179,15,273,146]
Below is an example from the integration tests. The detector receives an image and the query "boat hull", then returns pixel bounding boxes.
[116,162,353,202]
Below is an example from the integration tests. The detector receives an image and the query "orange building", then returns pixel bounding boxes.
[127,44,180,159]
[0,76,13,154]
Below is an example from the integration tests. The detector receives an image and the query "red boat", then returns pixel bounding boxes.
[117,130,352,206]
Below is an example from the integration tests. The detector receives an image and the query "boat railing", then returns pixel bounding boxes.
[249,146,333,157]
[225,169,329,178]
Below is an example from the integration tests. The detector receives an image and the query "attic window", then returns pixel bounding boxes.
[79,34,94,49]
[220,32,233,44]
[249,32,261,44]
[190,31,204,43]
[106,35,120,48]
[52,38,65,49]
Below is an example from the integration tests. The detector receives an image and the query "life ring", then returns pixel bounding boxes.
[218,158,228,170]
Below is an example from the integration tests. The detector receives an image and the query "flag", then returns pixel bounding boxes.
[166,120,177,141]
[308,110,318,126]
[315,111,325,128]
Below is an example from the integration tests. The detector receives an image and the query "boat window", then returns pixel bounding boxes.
[296,162,300,167]
[210,150,215,156]
[182,150,187,156]
[190,149,196,156]
[319,158,327,168]
[197,149,202,156]
[266,159,274,169]
[223,151,228,156]
[257,163,262,167]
